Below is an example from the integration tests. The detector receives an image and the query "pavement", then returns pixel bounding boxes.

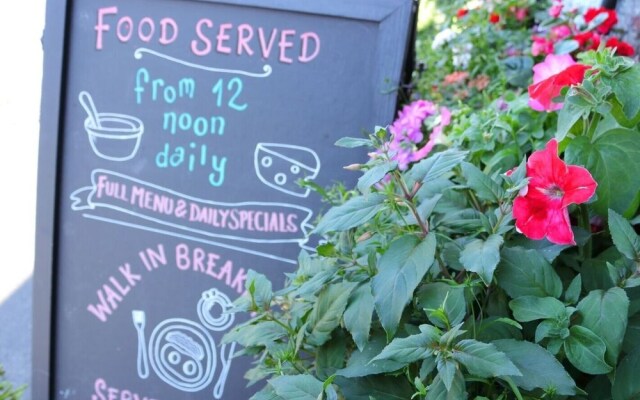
[0,0,45,398]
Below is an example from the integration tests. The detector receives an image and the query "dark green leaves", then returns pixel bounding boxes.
[564,325,612,375]
[343,282,375,351]
[459,234,503,285]
[609,209,640,262]
[605,64,640,121]
[509,296,566,322]
[313,193,386,234]
[357,161,397,193]
[269,375,324,400]
[307,282,357,346]
[565,130,640,215]
[460,163,505,203]
[373,234,437,336]
[372,324,440,364]
[612,350,640,400]
[406,149,468,186]
[493,339,577,395]
[451,340,521,378]
[576,287,629,366]
[495,247,563,298]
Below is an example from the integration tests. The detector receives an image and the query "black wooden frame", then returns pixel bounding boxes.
[32,0,415,398]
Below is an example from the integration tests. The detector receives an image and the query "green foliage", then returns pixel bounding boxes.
[0,366,24,400]
[222,2,640,399]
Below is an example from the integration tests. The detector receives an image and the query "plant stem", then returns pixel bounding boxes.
[585,112,601,141]
[394,171,430,237]
[578,204,592,260]
[436,252,453,280]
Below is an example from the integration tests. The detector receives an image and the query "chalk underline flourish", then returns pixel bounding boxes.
[134,47,273,78]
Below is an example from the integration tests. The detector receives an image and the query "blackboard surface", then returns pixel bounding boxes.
[33,0,414,398]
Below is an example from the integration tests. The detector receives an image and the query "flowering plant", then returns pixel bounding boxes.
[223,1,640,399]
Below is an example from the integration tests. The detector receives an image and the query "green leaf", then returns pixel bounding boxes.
[493,339,577,395]
[436,357,459,392]
[606,64,640,121]
[336,333,405,378]
[246,269,273,310]
[357,161,397,193]
[269,375,324,400]
[460,162,506,203]
[426,369,468,400]
[554,39,580,54]
[495,247,563,299]
[223,320,287,349]
[557,100,588,141]
[307,282,358,346]
[459,234,504,285]
[313,194,386,234]
[509,296,566,322]
[612,350,640,400]
[564,325,612,375]
[373,233,437,337]
[344,282,375,351]
[336,375,414,400]
[334,136,373,148]
[576,287,629,366]
[316,331,347,380]
[452,339,521,378]
[565,274,582,304]
[372,325,440,364]
[420,357,437,379]
[406,149,468,186]
[565,130,640,215]
[250,385,286,400]
[417,282,467,329]
[609,209,640,262]
[503,56,533,88]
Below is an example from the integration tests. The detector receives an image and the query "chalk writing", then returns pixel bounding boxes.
[92,377,159,400]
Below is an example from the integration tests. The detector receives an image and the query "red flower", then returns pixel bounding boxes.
[513,139,597,245]
[528,54,590,112]
[606,37,635,56]
[489,13,500,24]
[457,8,468,18]
[584,7,618,35]
[531,36,554,56]
[573,31,601,51]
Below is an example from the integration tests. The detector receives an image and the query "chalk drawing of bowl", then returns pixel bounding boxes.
[84,113,144,161]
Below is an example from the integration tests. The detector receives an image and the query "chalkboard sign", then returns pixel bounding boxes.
[33,0,414,398]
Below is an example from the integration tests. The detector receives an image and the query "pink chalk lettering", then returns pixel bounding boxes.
[95,6,118,50]
[258,28,277,59]
[237,24,254,56]
[116,16,133,42]
[159,18,178,45]
[191,18,213,56]
[299,32,320,62]
[87,263,141,322]
[92,377,158,400]
[279,29,295,64]
[174,243,246,293]
[138,17,156,43]
[216,23,233,54]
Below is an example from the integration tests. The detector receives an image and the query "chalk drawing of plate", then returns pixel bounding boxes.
[254,143,321,198]
[148,318,216,392]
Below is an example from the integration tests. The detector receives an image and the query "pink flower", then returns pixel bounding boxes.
[549,1,562,18]
[513,139,597,245]
[385,101,450,170]
[584,7,618,35]
[528,54,590,112]
[531,36,554,56]
[550,25,571,41]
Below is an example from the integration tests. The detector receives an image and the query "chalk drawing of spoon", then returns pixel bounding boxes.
[132,310,149,379]
[213,342,236,399]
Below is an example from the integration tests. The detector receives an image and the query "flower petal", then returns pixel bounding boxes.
[545,207,575,245]
[562,165,597,206]
[527,139,568,190]
[513,196,549,241]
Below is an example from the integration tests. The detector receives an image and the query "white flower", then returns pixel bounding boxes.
[452,43,472,69]
[431,28,458,49]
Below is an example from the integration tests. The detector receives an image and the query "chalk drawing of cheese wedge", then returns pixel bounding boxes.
[254,143,321,198]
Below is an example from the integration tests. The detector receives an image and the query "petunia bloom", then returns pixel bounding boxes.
[513,139,597,245]
[573,31,601,51]
[584,7,618,35]
[606,37,635,56]
[528,54,590,112]
[531,36,554,57]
